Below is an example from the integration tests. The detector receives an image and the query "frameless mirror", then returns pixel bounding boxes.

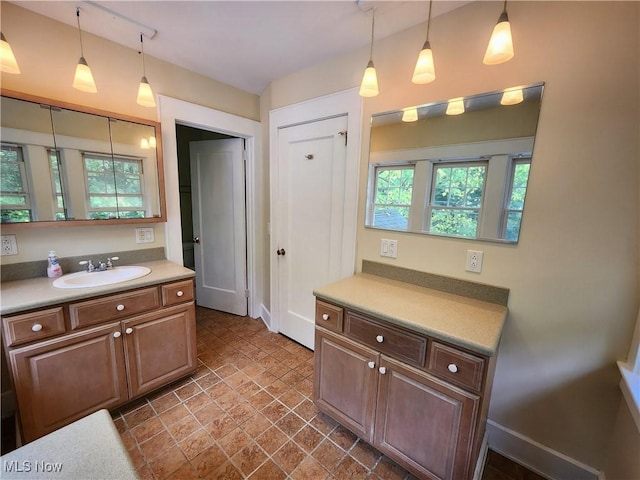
[365,83,544,243]
[0,91,166,226]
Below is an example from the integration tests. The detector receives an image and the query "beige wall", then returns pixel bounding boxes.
[0,2,259,266]
[268,0,639,470]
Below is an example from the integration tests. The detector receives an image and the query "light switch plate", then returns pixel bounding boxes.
[135,227,155,244]
[381,239,398,259]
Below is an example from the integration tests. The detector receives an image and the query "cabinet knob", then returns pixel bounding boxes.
[31,323,43,332]
[125,328,133,335]
[116,304,125,311]
[367,361,375,369]
[322,313,330,321]
[376,335,384,343]
[447,363,458,373]
[379,366,387,375]
[176,290,184,297]
[113,331,121,338]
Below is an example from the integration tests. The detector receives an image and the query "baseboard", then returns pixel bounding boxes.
[486,420,602,480]
[260,304,272,331]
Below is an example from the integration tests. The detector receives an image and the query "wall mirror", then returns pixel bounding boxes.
[365,83,544,243]
[0,91,166,226]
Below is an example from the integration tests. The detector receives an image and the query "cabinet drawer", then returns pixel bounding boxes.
[428,342,485,391]
[315,300,343,333]
[69,287,161,330]
[345,311,427,367]
[2,307,66,347]
[162,280,194,306]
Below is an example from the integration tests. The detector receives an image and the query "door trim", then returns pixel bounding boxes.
[158,95,262,319]
[269,87,362,336]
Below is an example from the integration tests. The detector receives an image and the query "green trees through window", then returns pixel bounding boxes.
[372,166,414,231]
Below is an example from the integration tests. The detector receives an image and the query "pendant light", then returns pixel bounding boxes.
[0,32,20,74]
[446,97,465,115]
[402,108,418,122]
[137,33,156,107]
[412,0,436,84]
[359,8,379,98]
[483,0,514,65]
[72,8,97,93]
[501,87,523,105]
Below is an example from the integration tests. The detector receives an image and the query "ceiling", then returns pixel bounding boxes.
[14,0,472,95]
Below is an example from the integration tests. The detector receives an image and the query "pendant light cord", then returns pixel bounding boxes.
[425,0,432,41]
[140,33,147,76]
[368,8,375,62]
[76,8,85,57]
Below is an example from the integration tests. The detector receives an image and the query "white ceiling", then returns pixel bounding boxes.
[15,0,472,95]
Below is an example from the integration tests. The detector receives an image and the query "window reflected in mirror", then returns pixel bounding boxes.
[365,83,544,243]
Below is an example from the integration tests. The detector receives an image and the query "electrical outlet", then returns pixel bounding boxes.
[380,239,398,259]
[1,235,18,255]
[135,227,155,244]
[466,250,483,273]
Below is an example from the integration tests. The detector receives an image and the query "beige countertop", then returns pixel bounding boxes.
[0,409,138,479]
[313,273,507,356]
[0,260,195,315]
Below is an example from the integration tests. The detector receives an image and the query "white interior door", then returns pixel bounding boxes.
[276,115,348,348]
[190,138,247,316]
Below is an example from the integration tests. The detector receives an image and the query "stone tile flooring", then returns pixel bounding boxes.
[111,306,544,480]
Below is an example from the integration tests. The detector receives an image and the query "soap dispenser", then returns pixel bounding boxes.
[47,251,63,278]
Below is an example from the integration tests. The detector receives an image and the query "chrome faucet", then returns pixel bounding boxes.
[79,256,119,272]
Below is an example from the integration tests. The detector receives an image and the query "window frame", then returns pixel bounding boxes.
[370,163,416,232]
[0,143,33,223]
[500,156,532,242]
[48,148,68,221]
[82,152,146,220]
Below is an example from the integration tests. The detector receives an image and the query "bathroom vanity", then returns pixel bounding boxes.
[0,260,196,443]
[313,263,508,480]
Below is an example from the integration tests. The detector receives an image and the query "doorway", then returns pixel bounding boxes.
[175,125,248,316]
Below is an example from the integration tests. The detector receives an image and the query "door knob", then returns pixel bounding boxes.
[193,236,200,244]
[277,248,286,256]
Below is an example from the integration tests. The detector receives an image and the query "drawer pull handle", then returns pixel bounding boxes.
[447,363,458,373]
[113,331,121,338]
[125,328,133,335]
[31,323,43,332]
[322,313,330,321]
[116,304,125,311]
[379,366,387,375]
[376,335,384,343]
[368,361,375,369]
[176,291,184,297]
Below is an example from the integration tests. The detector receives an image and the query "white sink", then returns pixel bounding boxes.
[52,266,152,289]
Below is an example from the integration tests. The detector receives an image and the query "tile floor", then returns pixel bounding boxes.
[111,307,544,480]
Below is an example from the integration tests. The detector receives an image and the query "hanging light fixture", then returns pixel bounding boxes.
[0,32,20,74]
[446,97,465,115]
[148,136,157,148]
[402,108,419,122]
[137,33,156,107]
[501,86,524,105]
[359,8,379,98]
[72,8,97,93]
[412,0,436,84]
[483,0,514,65]
[140,138,150,149]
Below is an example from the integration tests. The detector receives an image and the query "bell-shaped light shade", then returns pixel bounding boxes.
[148,136,157,148]
[446,98,465,115]
[137,76,156,107]
[140,138,150,149]
[483,12,514,65]
[501,88,523,105]
[0,33,20,74]
[402,108,418,122]
[73,57,97,93]
[359,60,379,98]
[412,41,436,84]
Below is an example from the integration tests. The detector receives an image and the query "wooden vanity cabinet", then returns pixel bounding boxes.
[2,279,196,443]
[314,302,495,480]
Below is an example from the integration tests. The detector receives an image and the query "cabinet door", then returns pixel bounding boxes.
[123,302,197,398]
[374,356,479,480]
[314,327,378,442]
[9,322,127,442]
